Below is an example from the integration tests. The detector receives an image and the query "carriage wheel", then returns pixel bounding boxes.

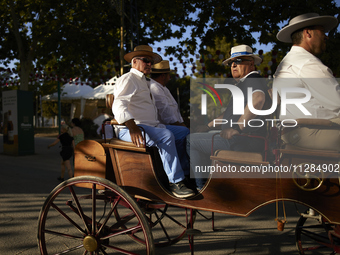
[38,176,154,255]
[295,210,338,254]
[137,201,196,247]
[121,200,196,247]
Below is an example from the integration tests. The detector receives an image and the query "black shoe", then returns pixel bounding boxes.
[57,177,64,182]
[169,181,195,198]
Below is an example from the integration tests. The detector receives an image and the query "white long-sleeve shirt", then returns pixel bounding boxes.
[273,46,340,120]
[112,68,160,134]
[150,79,184,125]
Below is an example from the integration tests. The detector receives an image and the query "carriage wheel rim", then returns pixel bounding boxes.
[37,176,155,255]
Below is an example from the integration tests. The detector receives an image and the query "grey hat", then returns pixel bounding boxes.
[277,13,338,43]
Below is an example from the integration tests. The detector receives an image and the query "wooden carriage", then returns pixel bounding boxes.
[37,96,340,255]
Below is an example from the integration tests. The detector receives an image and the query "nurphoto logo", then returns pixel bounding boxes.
[200,84,311,117]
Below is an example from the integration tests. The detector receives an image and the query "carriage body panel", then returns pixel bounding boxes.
[73,138,340,224]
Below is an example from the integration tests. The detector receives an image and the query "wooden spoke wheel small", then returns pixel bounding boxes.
[135,200,196,247]
[295,210,338,254]
[38,176,154,255]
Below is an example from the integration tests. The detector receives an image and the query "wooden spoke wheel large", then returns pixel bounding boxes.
[137,200,196,247]
[38,176,154,255]
[295,210,338,254]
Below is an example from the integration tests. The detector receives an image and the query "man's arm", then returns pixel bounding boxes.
[112,75,145,147]
[220,91,265,139]
[124,119,145,147]
[112,76,136,125]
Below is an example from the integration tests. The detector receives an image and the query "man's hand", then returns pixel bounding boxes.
[195,125,210,133]
[124,119,144,147]
[220,128,239,140]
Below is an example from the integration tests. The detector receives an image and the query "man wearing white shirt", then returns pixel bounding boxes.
[112,45,195,198]
[274,13,340,151]
[150,60,186,126]
[150,60,190,176]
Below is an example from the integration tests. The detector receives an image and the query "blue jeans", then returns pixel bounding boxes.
[118,124,185,183]
[166,125,190,176]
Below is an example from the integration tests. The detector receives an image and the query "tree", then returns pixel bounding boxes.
[1,0,339,92]
[0,0,122,91]
[160,0,340,76]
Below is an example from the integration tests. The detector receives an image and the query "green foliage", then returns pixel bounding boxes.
[41,101,70,119]
[166,75,191,125]
[158,0,339,75]
[0,0,121,91]
[1,0,340,126]
[1,0,339,90]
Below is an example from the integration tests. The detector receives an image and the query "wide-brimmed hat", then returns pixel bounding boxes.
[222,45,262,66]
[151,60,172,73]
[277,13,338,43]
[124,45,162,64]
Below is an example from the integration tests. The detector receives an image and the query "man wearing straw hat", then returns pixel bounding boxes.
[150,60,190,176]
[274,13,340,151]
[112,45,195,198]
[188,44,271,189]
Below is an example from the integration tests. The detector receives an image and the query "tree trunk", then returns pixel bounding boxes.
[20,60,31,91]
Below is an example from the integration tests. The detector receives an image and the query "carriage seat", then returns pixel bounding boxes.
[211,150,266,164]
[280,118,340,157]
[102,137,147,153]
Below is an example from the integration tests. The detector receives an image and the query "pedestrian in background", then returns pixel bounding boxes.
[70,118,84,146]
[48,124,74,181]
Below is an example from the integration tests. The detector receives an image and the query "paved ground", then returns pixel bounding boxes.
[0,134,329,254]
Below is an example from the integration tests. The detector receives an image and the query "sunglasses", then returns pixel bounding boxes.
[227,58,252,67]
[135,57,154,65]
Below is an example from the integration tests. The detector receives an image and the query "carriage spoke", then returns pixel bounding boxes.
[69,185,91,233]
[51,202,86,234]
[111,211,138,229]
[162,211,187,229]
[104,224,143,239]
[43,228,84,240]
[155,211,171,241]
[96,197,120,236]
[92,183,96,235]
[102,243,140,255]
[99,247,109,255]
[54,243,84,254]
[299,228,331,243]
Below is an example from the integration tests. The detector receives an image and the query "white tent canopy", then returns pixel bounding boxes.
[82,76,117,100]
[41,77,118,120]
[42,78,94,119]
[41,78,94,101]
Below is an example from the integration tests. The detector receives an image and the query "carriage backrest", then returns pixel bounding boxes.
[106,94,114,109]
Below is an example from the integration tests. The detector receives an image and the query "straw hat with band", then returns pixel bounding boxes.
[222,44,262,66]
[277,13,338,43]
[151,60,172,73]
[124,45,162,64]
